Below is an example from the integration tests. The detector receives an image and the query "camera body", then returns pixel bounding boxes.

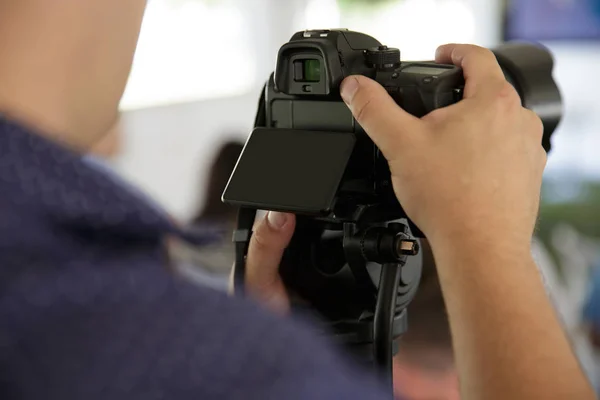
[226,30,467,228]
[275,29,463,114]
[223,29,562,363]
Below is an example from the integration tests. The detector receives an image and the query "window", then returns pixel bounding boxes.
[120,0,257,110]
[298,0,478,60]
[295,0,600,185]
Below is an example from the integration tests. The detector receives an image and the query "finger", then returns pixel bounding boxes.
[340,75,424,161]
[435,44,506,98]
[245,211,295,311]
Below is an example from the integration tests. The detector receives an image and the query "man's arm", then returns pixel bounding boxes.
[1,252,389,400]
[340,44,595,399]
[431,239,589,399]
[243,44,596,399]
[0,0,146,150]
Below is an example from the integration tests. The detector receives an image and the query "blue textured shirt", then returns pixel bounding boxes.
[0,117,388,399]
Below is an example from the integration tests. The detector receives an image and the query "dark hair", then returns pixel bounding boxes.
[193,141,244,225]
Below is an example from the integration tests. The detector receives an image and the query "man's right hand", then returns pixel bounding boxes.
[340,44,596,400]
[340,44,545,256]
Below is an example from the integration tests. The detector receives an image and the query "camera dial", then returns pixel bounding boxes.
[365,45,401,69]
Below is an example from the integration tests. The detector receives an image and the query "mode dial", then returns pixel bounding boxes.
[365,45,401,68]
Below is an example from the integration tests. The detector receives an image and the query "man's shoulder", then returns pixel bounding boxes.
[1,260,386,399]
[0,117,387,399]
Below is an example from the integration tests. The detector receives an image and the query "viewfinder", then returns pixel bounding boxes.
[294,59,321,82]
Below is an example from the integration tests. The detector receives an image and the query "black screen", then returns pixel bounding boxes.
[222,128,356,214]
[402,65,453,75]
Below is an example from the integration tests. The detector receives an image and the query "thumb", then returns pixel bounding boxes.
[244,211,296,313]
[340,75,423,161]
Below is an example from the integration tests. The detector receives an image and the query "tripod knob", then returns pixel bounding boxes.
[387,222,408,234]
[355,225,419,264]
[387,223,419,256]
[365,46,401,69]
[396,238,420,256]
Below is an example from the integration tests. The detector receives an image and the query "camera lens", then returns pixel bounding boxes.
[294,59,321,82]
[492,43,562,151]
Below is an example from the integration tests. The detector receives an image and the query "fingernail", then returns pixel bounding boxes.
[435,46,444,60]
[340,77,359,104]
[267,211,288,230]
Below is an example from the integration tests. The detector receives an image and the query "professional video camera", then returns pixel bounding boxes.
[223,29,562,384]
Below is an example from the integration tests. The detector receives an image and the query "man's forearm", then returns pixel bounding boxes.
[431,239,595,400]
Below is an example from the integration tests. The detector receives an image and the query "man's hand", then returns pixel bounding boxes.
[239,212,296,315]
[341,44,545,256]
[239,44,594,399]
[341,44,595,400]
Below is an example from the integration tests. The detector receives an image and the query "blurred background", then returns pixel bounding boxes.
[92,0,600,397]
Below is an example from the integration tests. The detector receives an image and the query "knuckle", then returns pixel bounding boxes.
[491,81,521,110]
[422,107,445,125]
[353,92,376,123]
[457,44,487,58]
[475,46,497,62]
[521,109,544,143]
[539,146,548,165]
[250,226,274,253]
[530,112,544,140]
[423,104,459,127]
[498,81,520,103]
[461,45,497,66]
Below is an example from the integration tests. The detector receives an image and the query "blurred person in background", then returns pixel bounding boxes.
[585,265,600,348]
[537,225,600,391]
[191,140,243,231]
[583,258,600,392]
[172,140,244,288]
[0,1,594,399]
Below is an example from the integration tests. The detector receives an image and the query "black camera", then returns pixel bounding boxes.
[223,29,562,380]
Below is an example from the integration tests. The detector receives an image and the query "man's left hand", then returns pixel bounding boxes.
[233,212,295,314]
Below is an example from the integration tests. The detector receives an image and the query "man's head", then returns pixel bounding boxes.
[0,0,147,151]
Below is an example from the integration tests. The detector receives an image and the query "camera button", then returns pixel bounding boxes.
[453,88,463,101]
[303,29,331,37]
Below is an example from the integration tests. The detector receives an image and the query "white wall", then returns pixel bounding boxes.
[110,0,308,221]
[112,91,261,221]
[107,0,600,221]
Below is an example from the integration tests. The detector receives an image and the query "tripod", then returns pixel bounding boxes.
[232,207,422,394]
